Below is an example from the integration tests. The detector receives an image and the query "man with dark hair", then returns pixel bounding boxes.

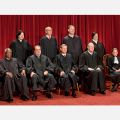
[54,44,78,97]
[79,42,105,96]
[62,25,83,65]
[0,48,29,102]
[10,30,32,65]
[39,26,58,62]
[26,45,56,100]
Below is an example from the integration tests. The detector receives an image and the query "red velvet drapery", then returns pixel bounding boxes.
[0,15,120,58]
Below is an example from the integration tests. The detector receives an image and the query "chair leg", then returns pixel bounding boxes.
[58,88,61,95]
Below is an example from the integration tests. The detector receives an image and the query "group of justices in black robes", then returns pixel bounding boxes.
[0,25,108,102]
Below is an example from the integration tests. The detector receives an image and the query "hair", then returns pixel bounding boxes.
[87,42,94,49]
[112,48,118,52]
[92,32,98,39]
[45,26,52,32]
[34,45,41,50]
[4,48,12,55]
[60,44,67,49]
[16,30,24,39]
[68,25,75,29]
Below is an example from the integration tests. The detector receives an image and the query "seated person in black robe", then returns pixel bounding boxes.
[79,42,105,96]
[62,25,83,65]
[91,32,106,64]
[0,48,29,102]
[26,45,56,100]
[39,26,58,62]
[54,44,78,98]
[10,30,32,65]
[107,48,120,92]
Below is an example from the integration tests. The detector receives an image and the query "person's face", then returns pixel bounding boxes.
[34,46,41,56]
[18,32,24,40]
[68,26,75,35]
[45,27,52,36]
[112,50,118,57]
[5,49,12,59]
[93,33,98,40]
[60,45,67,54]
[88,43,94,53]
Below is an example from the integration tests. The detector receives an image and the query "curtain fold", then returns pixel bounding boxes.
[0,15,120,58]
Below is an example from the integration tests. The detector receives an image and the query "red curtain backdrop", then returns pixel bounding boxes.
[0,15,120,58]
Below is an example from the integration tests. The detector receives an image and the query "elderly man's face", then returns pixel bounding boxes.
[88,43,94,53]
[5,49,12,59]
[34,46,41,57]
[45,27,52,36]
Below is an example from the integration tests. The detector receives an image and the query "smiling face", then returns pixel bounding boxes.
[68,25,75,35]
[45,27,52,36]
[60,44,67,54]
[87,43,94,53]
[5,48,12,59]
[112,49,118,57]
[18,32,24,40]
[93,33,98,41]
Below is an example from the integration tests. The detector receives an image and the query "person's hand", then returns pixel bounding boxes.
[44,71,48,76]
[21,70,26,76]
[96,67,101,71]
[116,69,120,72]
[60,71,65,77]
[88,68,94,71]
[30,72,36,78]
[6,72,13,78]
[71,70,75,74]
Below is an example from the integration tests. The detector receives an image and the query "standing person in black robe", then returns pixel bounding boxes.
[62,25,83,65]
[10,30,32,65]
[0,48,29,102]
[26,45,56,101]
[54,44,78,97]
[91,32,106,64]
[79,42,105,96]
[107,48,120,92]
[39,26,58,62]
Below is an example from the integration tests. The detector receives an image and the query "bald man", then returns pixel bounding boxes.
[39,26,58,61]
[79,43,105,96]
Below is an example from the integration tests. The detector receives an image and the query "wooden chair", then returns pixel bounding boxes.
[103,54,113,90]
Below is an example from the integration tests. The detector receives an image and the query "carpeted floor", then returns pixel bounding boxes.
[0,88,120,105]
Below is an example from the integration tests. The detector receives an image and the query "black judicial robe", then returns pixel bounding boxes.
[107,56,120,83]
[26,54,56,91]
[54,53,77,74]
[54,53,78,91]
[0,58,29,100]
[79,51,105,92]
[26,54,55,77]
[10,39,32,64]
[40,36,58,61]
[62,35,83,65]
[92,40,106,63]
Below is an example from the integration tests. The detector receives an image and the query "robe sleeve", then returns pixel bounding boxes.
[26,56,35,75]
[79,53,89,71]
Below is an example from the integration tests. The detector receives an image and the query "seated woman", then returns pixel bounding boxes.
[107,48,120,92]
